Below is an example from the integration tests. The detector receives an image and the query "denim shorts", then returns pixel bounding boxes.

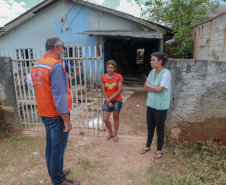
[103,99,123,112]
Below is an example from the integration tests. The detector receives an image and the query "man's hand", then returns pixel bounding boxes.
[63,121,72,132]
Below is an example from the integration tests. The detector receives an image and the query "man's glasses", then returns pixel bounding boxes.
[57,45,67,50]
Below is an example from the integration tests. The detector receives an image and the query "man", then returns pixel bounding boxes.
[31,36,80,185]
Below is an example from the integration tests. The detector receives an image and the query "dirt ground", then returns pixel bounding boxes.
[1,89,175,185]
[119,90,148,136]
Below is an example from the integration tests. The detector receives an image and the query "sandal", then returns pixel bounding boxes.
[139,148,151,154]
[155,152,163,159]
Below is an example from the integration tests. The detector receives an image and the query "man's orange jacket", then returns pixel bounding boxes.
[31,54,72,117]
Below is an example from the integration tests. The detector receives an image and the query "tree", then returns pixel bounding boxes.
[136,0,222,58]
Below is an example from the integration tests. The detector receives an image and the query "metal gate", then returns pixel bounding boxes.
[1,46,106,136]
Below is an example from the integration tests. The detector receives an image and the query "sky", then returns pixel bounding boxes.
[0,0,225,27]
[0,0,145,27]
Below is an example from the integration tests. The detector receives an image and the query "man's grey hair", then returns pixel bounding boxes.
[45,36,63,51]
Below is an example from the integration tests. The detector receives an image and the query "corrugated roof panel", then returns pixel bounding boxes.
[77,30,163,39]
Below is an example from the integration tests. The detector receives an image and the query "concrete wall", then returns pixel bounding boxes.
[0,57,20,134]
[166,59,226,145]
[191,12,226,61]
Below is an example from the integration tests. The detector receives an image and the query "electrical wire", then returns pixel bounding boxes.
[65,0,90,30]
[61,4,76,30]
[66,6,83,30]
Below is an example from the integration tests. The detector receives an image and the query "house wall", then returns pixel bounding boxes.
[58,2,104,82]
[89,9,145,30]
[0,1,158,83]
[166,59,226,145]
[0,1,67,51]
[191,12,226,61]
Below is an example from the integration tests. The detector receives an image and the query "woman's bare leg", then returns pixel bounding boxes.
[103,111,113,139]
[113,111,120,142]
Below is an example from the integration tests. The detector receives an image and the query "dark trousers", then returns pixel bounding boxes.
[146,106,168,150]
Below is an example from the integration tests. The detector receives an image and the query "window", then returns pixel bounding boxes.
[16,48,34,67]
[64,43,84,77]
[16,48,34,59]
[64,43,84,67]
[65,46,83,58]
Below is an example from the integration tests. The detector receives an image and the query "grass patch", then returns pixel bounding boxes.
[0,134,47,184]
[77,158,93,169]
[69,157,108,185]
[0,134,44,167]
[146,140,226,185]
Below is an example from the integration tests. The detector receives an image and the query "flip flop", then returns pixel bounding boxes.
[155,152,163,159]
[139,148,151,154]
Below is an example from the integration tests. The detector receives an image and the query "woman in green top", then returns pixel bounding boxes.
[139,52,171,159]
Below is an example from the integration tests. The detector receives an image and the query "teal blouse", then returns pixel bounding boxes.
[146,68,171,110]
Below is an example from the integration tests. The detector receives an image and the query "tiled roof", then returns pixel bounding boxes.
[77,30,163,39]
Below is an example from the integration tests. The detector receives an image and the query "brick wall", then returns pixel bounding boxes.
[191,12,226,61]
[166,59,226,145]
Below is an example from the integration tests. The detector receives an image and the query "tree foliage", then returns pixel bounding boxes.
[136,0,223,58]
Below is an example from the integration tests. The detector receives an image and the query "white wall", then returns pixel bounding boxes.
[89,9,151,31]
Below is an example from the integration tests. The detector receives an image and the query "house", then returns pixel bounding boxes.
[191,11,226,61]
[0,0,173,82]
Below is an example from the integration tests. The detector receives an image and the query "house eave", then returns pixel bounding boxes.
[77,30,164,39]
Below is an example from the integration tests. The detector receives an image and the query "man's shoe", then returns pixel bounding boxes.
[63,168,71,176]
[60,179,80,185]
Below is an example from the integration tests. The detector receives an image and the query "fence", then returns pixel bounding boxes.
[0,46,106,136]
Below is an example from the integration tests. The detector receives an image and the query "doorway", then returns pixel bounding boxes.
[104,36,161,85]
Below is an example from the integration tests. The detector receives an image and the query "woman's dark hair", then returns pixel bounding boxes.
[151,52,168,66]
[105,60,117,72]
